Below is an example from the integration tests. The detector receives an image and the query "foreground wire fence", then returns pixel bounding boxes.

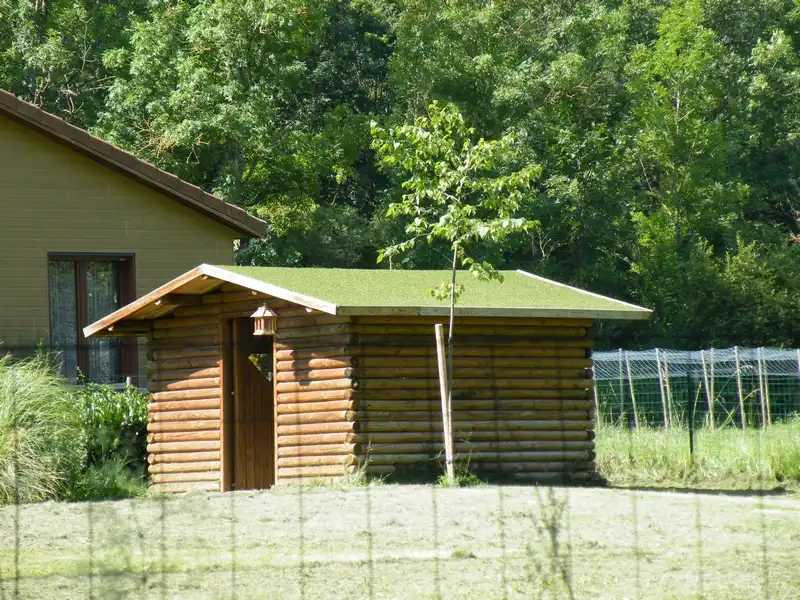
[0,344,798,599]
[593,347,800,429]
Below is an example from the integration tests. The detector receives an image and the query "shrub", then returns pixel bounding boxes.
[66,457,147,501]
[74,383,148,470]
[0,354,85,504]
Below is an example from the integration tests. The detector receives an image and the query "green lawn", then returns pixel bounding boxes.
[1,484,799,599]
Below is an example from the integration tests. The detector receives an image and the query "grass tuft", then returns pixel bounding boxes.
[0,353,85,504]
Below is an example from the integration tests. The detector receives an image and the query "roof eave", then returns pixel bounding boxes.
[335,305,652,320]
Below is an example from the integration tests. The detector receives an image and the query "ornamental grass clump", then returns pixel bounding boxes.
[0,354,84,504]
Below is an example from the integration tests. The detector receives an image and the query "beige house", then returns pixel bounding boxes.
[0,90,265,385]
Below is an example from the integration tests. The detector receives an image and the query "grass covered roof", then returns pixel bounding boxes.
[214,266,651,319]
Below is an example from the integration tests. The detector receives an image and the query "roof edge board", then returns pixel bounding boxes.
[201,266,339,315]
[336,305,651,320]
[516,270,652,315]
[83,265,207,338]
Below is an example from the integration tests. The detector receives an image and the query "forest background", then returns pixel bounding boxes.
[3,0,800,350]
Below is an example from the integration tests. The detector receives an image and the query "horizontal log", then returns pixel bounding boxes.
[274,387,589,404]
[360,367,589,380]
[277,421,355,436]
[277,443,356,458]
[149,481,220,494]
[148,366,220,380]
[148,377,220,393]
[278,315,350,329]
[275,378,355,394]
[354,334,592,348]
[147,461,220,474]
[147,420,220,433]
[278,432,350,446]
[276,390,354,403]
[149,399,220,413]
[148,346,218,361]
[355,316,593,327]
[462,450,593,462]
[276,410,355,426]
[150,389,221,402]
[348,430,593,444]
[275,368,355,383]
[352,325,587,338]
[357,378,593,391]
[148,451,220,464]
[276,357,354,372]
[150,471,221,484]
[276,454,356,468]
[151,325,220,340]
[360,399,593,412]
[471,461,595,473]
[277,464,356,478]
[347,420,595,434]
[277,400,355,415]
[276,334,355,350]
[147,431,220,443]
[277,324,350,340]
[275,346,351,362]
[149,409,220,423]
[354,440,594,455]
[148,440,221,453]
[357,357,592,369]
[152,316,220,330]
[147,335,220,349]
[353,346,589,358]
[355,410,591,422]
[362,453,439,465]
[362,451,592,464]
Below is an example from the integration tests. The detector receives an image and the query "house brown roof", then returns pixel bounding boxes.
[0,89,266,237]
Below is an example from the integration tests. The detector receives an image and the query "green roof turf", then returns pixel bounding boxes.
[214,266,650,318]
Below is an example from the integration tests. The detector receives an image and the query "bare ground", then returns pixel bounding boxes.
[1,484,799,599]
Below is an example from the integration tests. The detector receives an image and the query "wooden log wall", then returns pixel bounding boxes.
[274,312,358,483]
[349,316,596,482]
[145,286,271,494]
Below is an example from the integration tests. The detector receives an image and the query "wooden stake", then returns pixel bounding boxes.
[709,348,715,424]
[435,324,454,481]
[662,352,673,429]
[757,347,771,427]
[591,365,601,430]
[700,350,714,431]
[734,346,746,430]
[624,351,639,428]
[655,348,669,430]
[618,348,625,426]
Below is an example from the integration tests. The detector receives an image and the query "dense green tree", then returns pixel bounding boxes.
[2,0,799,349]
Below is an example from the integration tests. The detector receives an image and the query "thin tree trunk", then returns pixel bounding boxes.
[445,244,458,481]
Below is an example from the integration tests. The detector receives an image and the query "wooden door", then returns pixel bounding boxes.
[225,318,275,490]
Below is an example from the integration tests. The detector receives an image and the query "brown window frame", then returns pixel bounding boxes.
[47,252,137,382]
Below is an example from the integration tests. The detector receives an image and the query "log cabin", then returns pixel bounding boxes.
[83,264,651,493]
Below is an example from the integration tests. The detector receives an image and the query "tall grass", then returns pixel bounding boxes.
[596,417,800,489]
[0,354,85,503]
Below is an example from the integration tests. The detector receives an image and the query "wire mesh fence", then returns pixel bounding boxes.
[593,347,800,429]
[0,343,798,599]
